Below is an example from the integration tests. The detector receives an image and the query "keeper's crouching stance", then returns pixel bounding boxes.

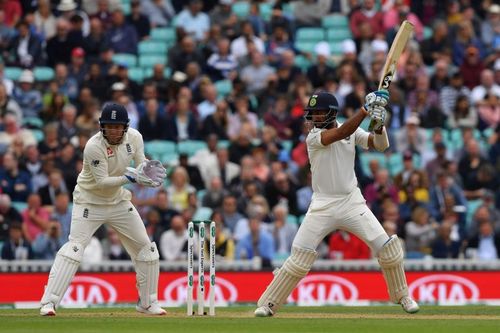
[40,104,167,316]
[254,91,419,317]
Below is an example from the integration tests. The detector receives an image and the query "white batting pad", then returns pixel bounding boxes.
[41,242,84,306]
[135,242,160,308]
[257,247,317,313]
[377,235,408,303]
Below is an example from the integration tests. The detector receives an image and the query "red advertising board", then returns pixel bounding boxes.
[1,271,499,306]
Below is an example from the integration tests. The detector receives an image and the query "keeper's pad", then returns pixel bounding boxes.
[41,242,84,306]
[135,242,160,308]
[257,247,317,313]
[377,235,409,303]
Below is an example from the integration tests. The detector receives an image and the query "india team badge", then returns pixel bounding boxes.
[309,96,317,107]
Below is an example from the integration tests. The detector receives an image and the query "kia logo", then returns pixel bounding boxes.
[61,276,117,305]
[290,275,359,305]
[409,274,479,305]
[163,276,238,305]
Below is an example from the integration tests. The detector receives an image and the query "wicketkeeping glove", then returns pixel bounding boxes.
[364,89,389,110]
[368,104,387,132]
[124,160,166,187]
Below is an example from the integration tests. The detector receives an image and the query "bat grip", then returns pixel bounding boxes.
[368,119,376,132]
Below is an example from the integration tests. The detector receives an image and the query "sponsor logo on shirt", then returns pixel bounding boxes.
[91,160,100,167]
[107,147,114,157]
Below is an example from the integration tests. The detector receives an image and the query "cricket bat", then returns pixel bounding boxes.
[368,20,414,132]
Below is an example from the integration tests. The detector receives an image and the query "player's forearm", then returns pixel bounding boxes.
[95,176,130,189]
[321,108,368,145]
[373,127,390,152]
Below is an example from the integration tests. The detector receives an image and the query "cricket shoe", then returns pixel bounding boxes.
[254,306,274,317]
[136,301,167,315]
[400,296,419,313]
[40,302,56,316]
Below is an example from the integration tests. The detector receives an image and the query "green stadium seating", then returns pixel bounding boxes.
[328,41,344,55]
[321,15,349,28]
[214,79,232,98]
[466,199,483,230]
[145,140,176,161]
[11,201,28,212]
[150,27,176,43]
[112,53,137,67]
[143,67,171,79]
[294,55,312,72]
[4,67,22,81]
[326,27,352,41]
[138,41,169,55]
[32,129,44,142]
[177,140,207,156]
[281,140,293,152]
[217,140,230,149]
[359,152,386,177]
[193,206,213,221]
[423,26,433,39]
[139,55,167,68]
[128,67,144,83]
[259,3,272,21]
[296,27,325,42]
[33,67,55,81]
[286,214,298,225]
[295,41,316,53]
[232,1,250,18]
[22,117,44,129]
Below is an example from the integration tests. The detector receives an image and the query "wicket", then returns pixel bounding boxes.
[187,220,216,316]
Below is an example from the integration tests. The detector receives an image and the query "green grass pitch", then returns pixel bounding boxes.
[1,305,499,333]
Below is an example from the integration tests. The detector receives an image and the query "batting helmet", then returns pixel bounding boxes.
[304,91,339,129]
[99,103,129,144]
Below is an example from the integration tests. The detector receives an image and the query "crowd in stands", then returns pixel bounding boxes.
[0,0,500,265]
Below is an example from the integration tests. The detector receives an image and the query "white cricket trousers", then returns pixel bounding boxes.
[293,187,388,253]
[70,201,150,260]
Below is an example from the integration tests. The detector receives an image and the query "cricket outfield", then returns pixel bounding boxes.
[1,305,499,333]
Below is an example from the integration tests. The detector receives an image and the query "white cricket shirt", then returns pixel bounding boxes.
[306,123,370,196]
[73,128,146,205]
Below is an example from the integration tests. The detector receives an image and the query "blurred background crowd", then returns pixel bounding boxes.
[0,0,499,267]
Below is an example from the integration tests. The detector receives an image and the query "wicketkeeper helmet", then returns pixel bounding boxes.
[99,103,129,144]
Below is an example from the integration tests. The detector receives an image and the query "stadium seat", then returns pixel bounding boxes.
[321,14,349,29]
[232,1,250,18]
[214,79,232,98]
[32,129,44,142]
[196,189,206,204]
[22,117,44,129]
[143,67,171,79]
[423,26,433,39]
[286,214,298,225]
[177,140,207,157]
[296,27,325,42]
[466,199,483,230]
[11,201,28,212]
[112,53,137,67]
[138,41,168,55]
[294,55,312,72]
[295,41,316,53]
[150,27,176,43]
[145,140,176,161]
[139,55,167,68]
[128,67,144,83]
[33,67,55,81]
[4,67,22,81]
[386,152,403,177]
[193,206,213,221]
[217,140,230,149]
[259,3,272,21]
[326,28,352,41]
[281,140,293,152]
[328,41,344,55]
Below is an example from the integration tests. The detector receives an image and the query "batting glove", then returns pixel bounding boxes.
[364,89,390,110]
[368,104,387,132]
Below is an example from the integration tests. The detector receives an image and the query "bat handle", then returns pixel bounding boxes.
[368,119,376,132]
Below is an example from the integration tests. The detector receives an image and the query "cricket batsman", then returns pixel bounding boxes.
[40,103,167,316]
[254,90,419,316]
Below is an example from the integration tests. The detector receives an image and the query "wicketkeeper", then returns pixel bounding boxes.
[254,90,419,317]
[40,103,167,316]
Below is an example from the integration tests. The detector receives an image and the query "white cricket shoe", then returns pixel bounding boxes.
[400,296,419,313]
[254,306,274,317]
[136,301,167,315]
[40,302,56,316]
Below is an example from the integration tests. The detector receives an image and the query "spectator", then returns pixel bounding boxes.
[405,205,439,258]
[159,214,191,261]
[452,20,485,67]
[50,192,71,241]
[5,20,42,68]
[471,69,500,106]
[0,193,22,242]
[394,115,427,155]
[32,220,65,259]
[105,9,138,54]
[460,46,485,89]
[209,0,238,40]
[38,169,69,207]
[200,99,230,140]
[266,205,297,259]
[208,211,235,261]
[307,42,335,89]
[448,94,479,130]
[235,216,275,267]
[0,113,36,148]
[166,166,196,212]
[82,18,107,62]
[151,190,178,230]
[178,153,204,191]
[465,220,500,259]
[0,151,32,202]
[138,98,169,141]
[431,220,461,258]
[46,18,75,67]
[265,171,299,216]
[165,96,199,142]
[294,0,331,28]
[329,230,371,260]
[12,70,42,118]
[33,0,57,40]
[131,181,161,218]
[364,169,399,212]
[477,93,500,129]
[227,96,259,141]
[197,84,218,121]
[168,35,204,77]
[221,194,244,235]
[90,0,113,29]
[429,170,467,222]
[174,0,210,42]
[102,227,129,260]
[481,4,500,53]
[458,140,490,195]
[38,122,61,162]
[230,20,265,61]
[1,223,33,260]
[201,148,240,189]
[439,70,471,117]
[21,193,50,243]
[127,0,151,40]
